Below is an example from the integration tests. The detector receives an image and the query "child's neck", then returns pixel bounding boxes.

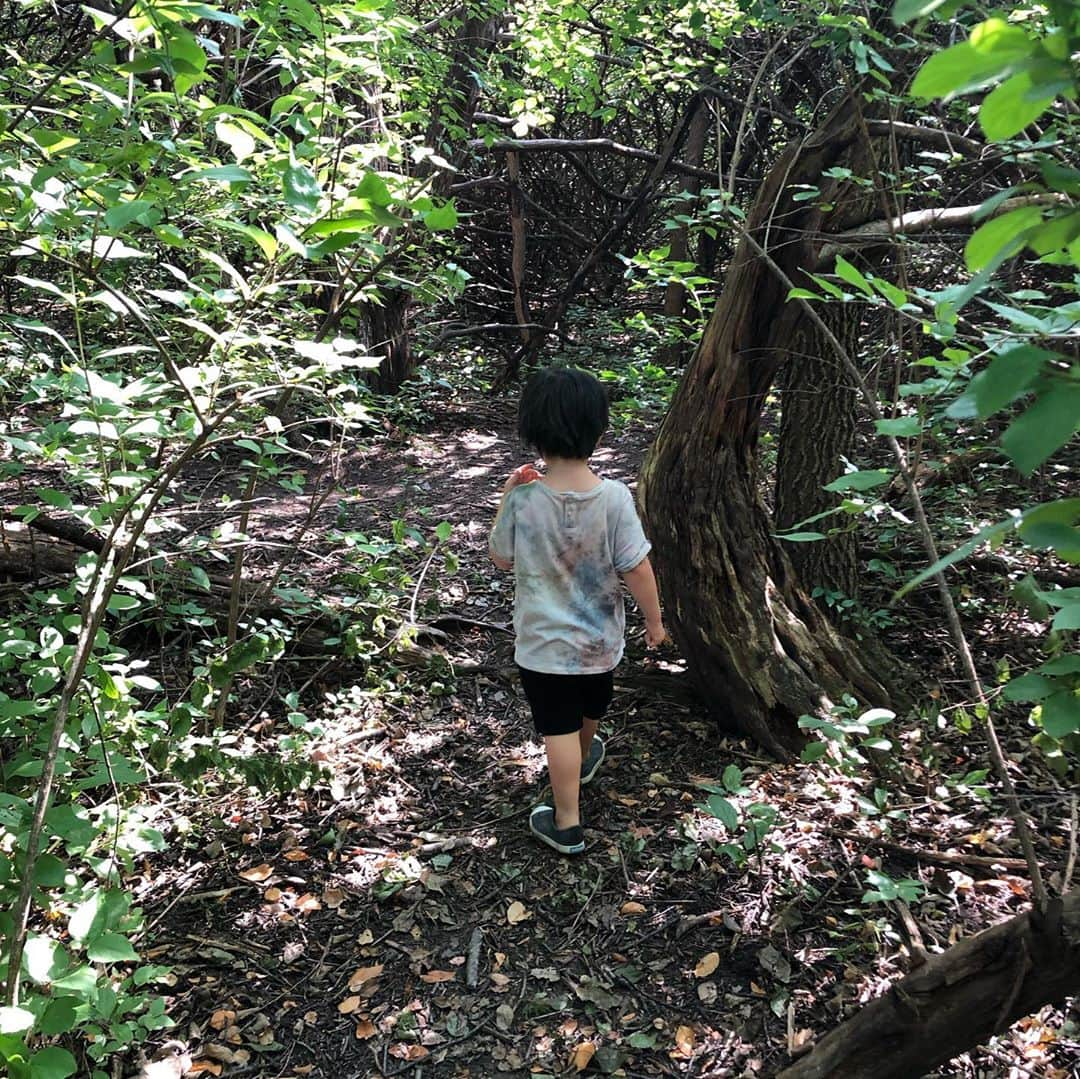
[541,457,600,492]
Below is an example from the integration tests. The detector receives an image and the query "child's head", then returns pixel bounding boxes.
[518,367,609,461]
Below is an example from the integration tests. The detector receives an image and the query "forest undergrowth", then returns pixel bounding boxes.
[55,364,1074,1079]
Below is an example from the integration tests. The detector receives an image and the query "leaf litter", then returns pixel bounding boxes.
[131,399,1078,1077]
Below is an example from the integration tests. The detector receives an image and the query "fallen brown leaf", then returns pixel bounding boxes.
[507,900,530,924]
[209,1010,235,1031]
[189,1064,222,1077]
[620,901,646,915]
[571,1042,596,1072]
[389,1044,429,1061]
[338,996,362,1015]
[238,864,272,882]
[355,1019,376,1039]
[348,963,384,990]
[693,952,719,978]
[420,970,456,983]
[284,849,310,862]
[672,1025,695,1059]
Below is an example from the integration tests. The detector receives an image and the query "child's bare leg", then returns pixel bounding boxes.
[579,717,598,759]
[545,733,582,829]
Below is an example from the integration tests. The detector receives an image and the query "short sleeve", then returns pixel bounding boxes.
[611,483,651,572]
[489,491,516,563]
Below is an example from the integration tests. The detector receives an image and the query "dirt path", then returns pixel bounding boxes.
[136,398,1075,1079]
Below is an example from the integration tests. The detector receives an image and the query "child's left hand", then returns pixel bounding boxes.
[503,464,541,492]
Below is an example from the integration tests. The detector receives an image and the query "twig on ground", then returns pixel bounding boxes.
[465,926,483,987]
[821,825,1029,871]
[891,899,930,967]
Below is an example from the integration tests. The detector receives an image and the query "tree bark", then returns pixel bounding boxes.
[364,288,413,395]
[638,99,892,758]
[368,8,502,393]
[773,304,860,600]
[777,889,1080,1079]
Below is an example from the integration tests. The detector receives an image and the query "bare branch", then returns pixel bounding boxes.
[468,137,717,182]
[865,119,983,157]
[818,193,1067,260]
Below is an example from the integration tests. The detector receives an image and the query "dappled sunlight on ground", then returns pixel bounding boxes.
[131,400,1077,1079]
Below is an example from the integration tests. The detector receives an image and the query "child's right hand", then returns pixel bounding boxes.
[503,464,541,492]
[645,617,668,648]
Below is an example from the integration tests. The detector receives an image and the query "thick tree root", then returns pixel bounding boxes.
[776,889,1080,1079]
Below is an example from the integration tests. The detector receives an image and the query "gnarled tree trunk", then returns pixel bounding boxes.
[639,99,893,758]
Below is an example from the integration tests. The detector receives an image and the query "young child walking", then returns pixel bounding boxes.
[489,367,666,854]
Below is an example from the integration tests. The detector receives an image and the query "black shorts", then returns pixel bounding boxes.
[517,666,615,737]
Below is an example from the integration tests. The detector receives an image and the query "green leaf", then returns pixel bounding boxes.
[786,287,822,301]
[971,345,1057,418]
[435,522,452,542]
[1003,672,1055,701]
[1039,655,1080,675]
[1000,384,1080,474]
[964,206,1044,271]
[30,1047,76,1079]
[823,470,891,493]
[980,71,1056,141]
[1012,575,1051,620]
[800,741,829,762]
[1051,604,1080,631]
[215,119,256,163]
[37,998,77,1036]
[219,220,277,260]
[29,128,80,154]
[911,19,1033,99]
[0,1007,34,1034]
[833,255,874,297]
[1041,691,1080,737]
[33,854,66,888]
[184,165,253,184]
[423,202,458,231]
[721,764,743,793]
[777,531,827,542]
[874,416,921,437]
[355,170,393,206]
[23,936,65,984]
[86,932,138,964]
[306,215,374,237]
[104,200,159,232]
[705,795,738,831]
[892,0,950,21]
[283,159,322,215]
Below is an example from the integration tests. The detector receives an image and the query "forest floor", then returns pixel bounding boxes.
[132,389,1078,1079]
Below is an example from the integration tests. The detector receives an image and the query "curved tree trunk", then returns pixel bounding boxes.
[638,99,892,758]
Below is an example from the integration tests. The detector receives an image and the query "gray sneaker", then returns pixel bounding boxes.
[529,805,585,854]
[580,736,606,785]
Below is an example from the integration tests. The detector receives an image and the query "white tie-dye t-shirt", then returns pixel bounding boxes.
[489,478,651,674]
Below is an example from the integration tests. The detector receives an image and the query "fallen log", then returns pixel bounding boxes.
[776,889,1080,1079]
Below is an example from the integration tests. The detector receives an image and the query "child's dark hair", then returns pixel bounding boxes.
[518,367,609,460]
